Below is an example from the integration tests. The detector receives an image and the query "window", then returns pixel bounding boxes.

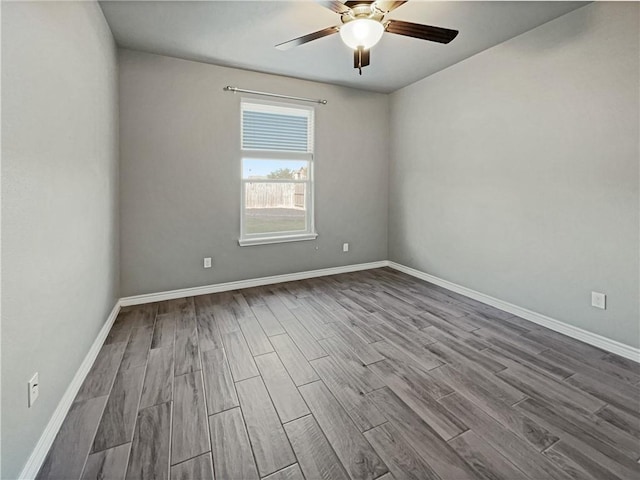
[239,99,317,246]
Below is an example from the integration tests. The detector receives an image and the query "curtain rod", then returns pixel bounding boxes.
[224,86,327,105]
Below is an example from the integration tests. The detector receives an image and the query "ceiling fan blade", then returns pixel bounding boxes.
[345,1,374,8]
[386,19,458,44]
[275,26,340,50]
[315,1,351,14]
[373,1,407,13]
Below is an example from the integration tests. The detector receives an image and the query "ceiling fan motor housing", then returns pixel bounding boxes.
[340,4,385,24]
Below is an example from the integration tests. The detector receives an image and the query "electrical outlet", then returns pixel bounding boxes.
[204,257,212,269]
[591,291,606,310]
[343,243,349,252]
[28,373,39,407]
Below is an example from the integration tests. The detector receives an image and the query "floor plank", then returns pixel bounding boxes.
[263,292,299,323]
[596,405,640,440]
[75,342,127,402]
[120,325,154,371]
[125,402,172,480]
[284,415,350,480]
[425,336,507,374]
[369,322,437,366]
[439,393,572,480]
[515,397,640,467]
[364,422,442,480]
[243,286,269,307]
[231,292,254,319]
[312,355,387,432]
[236,313,275,356]
[263,463,305,480]
[254,352,310,423]
[448,430,529,480]
[269,333,320,386]
[329,308,385,344]
[221,330,259,381]
[235,376,296,477]
[428,365,558,452]
[601,352,640,379]
[194,296,224,352]
[542,442,605,480]
[469,322,544,355]
[277,307,328,361]
[252,303,286,337]
[329,321,385,365]
[369,360,465,440]
[565,372,640,416]
[170,453,214,480]
[290,303,335,340]
[140,346,174,409]
[317,336,385,393]
[120,305,157,330]
[372,340,442,372]
[105,315,135,346]
[81,443,130,480]
[420,312,490,351]
[369,387,478,480]
[201,347,239,414]
[430,359,524,407]
[151,313,177,350]
[496,364,606,414]
[541,348,640,391]
[212,303,240,334]
[172,371,210,465]
[299,381,388,480]
[174,325,201,376]
[209,408,259,480]
[159,297,195,331]
[370,357,453,400]
[544,438,635,480]
[93,365,146,453]
[37,396,108,480]
[487,337,574,380]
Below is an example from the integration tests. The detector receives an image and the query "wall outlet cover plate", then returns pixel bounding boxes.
[591,291,606,310]
[28,373,39,407]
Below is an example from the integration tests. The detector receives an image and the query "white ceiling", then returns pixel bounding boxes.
[99,1,588,93]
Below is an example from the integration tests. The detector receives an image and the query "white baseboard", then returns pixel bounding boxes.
[120,260,390,306]
[19,301,121,480]
[388,261,640,363]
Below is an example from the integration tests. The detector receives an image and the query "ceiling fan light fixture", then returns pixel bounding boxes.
[339,18,384,50]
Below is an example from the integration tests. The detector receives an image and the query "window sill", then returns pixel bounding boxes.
[238,233,318,247]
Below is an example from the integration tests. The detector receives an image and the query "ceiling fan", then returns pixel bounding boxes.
[276,1,459,75]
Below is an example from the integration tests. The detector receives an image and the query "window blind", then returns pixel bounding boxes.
[242,101,313,153]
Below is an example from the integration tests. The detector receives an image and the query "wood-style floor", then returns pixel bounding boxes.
[38,268,640,480]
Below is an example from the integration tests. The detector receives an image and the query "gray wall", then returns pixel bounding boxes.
[389,2,639,348]
[1,2,119,477]
[119,50,389,297]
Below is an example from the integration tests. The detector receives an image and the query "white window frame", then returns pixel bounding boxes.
[238,98,317,247]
